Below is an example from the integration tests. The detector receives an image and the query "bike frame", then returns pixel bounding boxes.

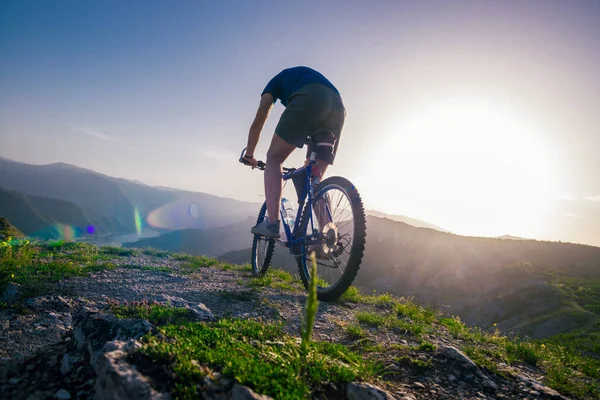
[279,161,315,248]
[278,157,333,250]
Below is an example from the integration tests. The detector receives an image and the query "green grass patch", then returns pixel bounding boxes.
[140,248,170,258]
[417,341,437,352]
[355,311,390,327]
[100,246,139,257]
[346,324,367,339]
[136,318,375,399]
[248,270,301,293]
[180,256,219,272]
[340,286,362,302]
[1,240,116,296]
[110,300,196,326]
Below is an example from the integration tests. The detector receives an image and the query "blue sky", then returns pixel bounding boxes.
[1,1,600,245]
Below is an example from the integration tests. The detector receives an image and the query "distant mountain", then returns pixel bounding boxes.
[0,157,259,234]
[123,217,257,257]
[365,210,450,232]
[0,217,24,240]
[496,234,530,240]
[0,186,116,238]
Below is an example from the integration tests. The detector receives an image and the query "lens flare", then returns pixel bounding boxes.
[134,208,143,234]
[55,224,76,241]
[86,225,95,234]
[147,200,203,230]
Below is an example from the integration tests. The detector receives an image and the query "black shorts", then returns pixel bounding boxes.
[275,83,346,164]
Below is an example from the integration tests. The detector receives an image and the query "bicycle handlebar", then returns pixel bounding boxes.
[238,147,300,173]
[239,147,266,170]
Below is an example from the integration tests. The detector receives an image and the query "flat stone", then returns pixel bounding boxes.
[482,378,498,391]
[231,383,273,400]
[346,382,397,399]
[440,346,478,370]
[413,382,426,389]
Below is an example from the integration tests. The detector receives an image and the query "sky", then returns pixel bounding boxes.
[1,0,600,246]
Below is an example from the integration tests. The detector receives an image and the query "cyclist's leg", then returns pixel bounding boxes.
[309,95,346,230]
[264,134,295,224]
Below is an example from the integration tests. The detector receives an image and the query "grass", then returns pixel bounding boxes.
[100,246,139,257]
[179,256,219,272]
[0,239,116,297]
[136,318,375,399]
[249,269,303,293]
[110,299,196,326]
[346,324,367,339]
[439,315,600,398]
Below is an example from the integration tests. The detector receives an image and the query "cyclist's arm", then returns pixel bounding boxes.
[245,93,274,156]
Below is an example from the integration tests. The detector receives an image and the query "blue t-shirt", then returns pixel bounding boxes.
[261,66,340,107]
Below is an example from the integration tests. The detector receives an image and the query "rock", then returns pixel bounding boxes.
[1,320,9,330]
[160,295,215,322]
[1,282,22,304]
[413,382,426,389]
[231,383,273,400]
[434,377,441,384]
[517,375,570,400]
[448,374,457,383]
[94,341,168,400]
[346,382,397,399]
[73,306,158,363]
[55,389,71,399]
[440,346,478,370]
[60,354,70,375]
[482,379,498,391]
[8,377,20,384]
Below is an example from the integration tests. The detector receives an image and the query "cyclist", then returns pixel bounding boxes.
[242,66,346,238]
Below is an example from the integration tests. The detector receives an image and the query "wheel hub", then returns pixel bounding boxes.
[321,222,339,254]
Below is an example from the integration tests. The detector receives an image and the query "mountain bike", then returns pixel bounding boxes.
[238,138,366,301]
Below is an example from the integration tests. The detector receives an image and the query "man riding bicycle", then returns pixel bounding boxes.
[242,66,346,238]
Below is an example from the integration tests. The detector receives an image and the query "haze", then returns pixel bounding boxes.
[1,1,599,246]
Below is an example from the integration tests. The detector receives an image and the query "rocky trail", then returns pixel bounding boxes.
[0,250,580,399]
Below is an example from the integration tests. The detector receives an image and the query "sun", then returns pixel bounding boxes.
[358,100,557,238]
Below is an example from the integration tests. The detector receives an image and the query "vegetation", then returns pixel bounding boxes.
[109,299,195,325]
[1,241,599,399]
[0,239,116,297]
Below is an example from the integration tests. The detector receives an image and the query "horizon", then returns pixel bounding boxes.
[3,154,600,249]
[1,1,599,246]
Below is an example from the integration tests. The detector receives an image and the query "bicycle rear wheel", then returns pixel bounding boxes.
[251,202,275,276]
[296,176,366,301]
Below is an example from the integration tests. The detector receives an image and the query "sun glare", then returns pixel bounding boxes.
[359,100,557,238]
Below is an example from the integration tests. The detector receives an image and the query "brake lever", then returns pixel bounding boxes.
[239,147,266,170]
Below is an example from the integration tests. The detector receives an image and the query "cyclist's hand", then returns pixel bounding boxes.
[243,155,259,169]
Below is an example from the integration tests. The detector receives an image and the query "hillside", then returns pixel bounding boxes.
[217,216,600,347]
[123,217,256,256]
[0,217,24,240]
[366,210,451,232]
[1,241,597,399]
[0,187,117,238]
[0,157,259,234]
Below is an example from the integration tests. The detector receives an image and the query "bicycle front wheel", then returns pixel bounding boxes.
[296,176,366,301]
[251,202,275,276]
